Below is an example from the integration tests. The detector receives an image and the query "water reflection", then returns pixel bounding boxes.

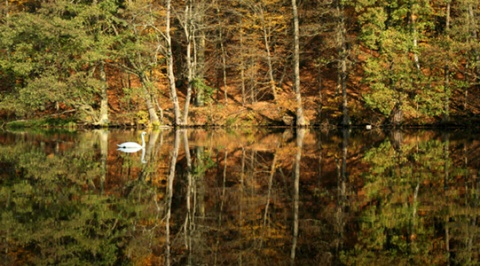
[0,128,479,265]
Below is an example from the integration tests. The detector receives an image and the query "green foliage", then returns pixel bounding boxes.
[0,0,117,123]
[357,0,442,120]
[0,132,160,265]
[192,78,216,103]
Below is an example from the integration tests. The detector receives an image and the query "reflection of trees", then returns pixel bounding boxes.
[0,132,152,264]
[291,128,305,263]
[3,129,480,265]
[342,131,480,265]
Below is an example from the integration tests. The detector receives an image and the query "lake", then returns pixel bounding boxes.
[0,128,479,265]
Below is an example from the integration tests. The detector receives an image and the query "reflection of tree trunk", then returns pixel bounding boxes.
[182,130,194,263]
[263,145,278,230]
[98,130,108,193]
[138,131,161,180]
[214,149,228,265]
[445,215,451,266]
[147,130,161,160]
[411,181,419,252]
[335,129,348,263]
[389,130,404,152]
[195,146,205,218]
[239,146,246,265]
[291,128,305,263]
[165,130,180,266]
[443,132,450,190]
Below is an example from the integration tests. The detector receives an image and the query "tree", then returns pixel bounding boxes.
[165,0,182,126]
[112,0,163,126]
[335,0,350,126]
[449,0,480,112]
[357,0,436,126]
[0,1,114,124]
[291,0,306,126]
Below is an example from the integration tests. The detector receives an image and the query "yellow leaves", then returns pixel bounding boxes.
[240,1,289,35]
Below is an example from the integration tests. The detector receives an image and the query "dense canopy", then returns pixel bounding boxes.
[0,0,480,127]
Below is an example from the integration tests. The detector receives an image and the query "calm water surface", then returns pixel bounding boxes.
[1,128,479,265]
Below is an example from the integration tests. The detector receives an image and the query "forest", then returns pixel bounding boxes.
[1,0,480,128]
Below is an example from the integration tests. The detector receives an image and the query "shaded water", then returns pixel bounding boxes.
[0,128,479,265]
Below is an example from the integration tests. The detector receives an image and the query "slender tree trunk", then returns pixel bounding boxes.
[195,146,206,217]
[98,130,108,193]
[264,146,278,228]
[259,8,277,101]
[336,0,349,126]
[140,74,160,125]
[183,0,194,125]
[410,6,420,70]
[213,3,228,104]
[240,23,246,106]
[98,61,109,126]
[443,3,451,122]
[165,129,180,266]
[166,0,182,126]
[195,12,206,107]
[467,3,479,113]
[292,0,306,126]
[335,128,348,262]
[444,65,450,122]
[291,128,305,263]
[182,130,193,259]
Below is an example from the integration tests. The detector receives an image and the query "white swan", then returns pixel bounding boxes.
[117,132,146,151]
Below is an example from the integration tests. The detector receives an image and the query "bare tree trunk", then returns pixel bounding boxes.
[259,7,277,101]
[336,0,349,126]
[466,3,479,113]
[166,0,182,126]
[183,0,194,125]
[292,0,306,126]
[217,4,228,104]
[444,65,450,122]
[140,74,160,125]
[98,61,109,126]
[410,7,420,70]
[195,12,206,107]
[443,3,451,122]
[193,1,206,106]
[240,23,247,106]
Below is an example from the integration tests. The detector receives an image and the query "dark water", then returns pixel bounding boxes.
[0,128,479,265]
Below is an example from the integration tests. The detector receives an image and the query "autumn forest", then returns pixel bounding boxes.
[1,0,480,127]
